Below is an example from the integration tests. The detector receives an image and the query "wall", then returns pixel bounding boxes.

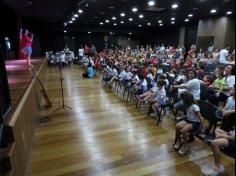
[197,17,234,49]
[179,27,185,46]
[224,17,235,49]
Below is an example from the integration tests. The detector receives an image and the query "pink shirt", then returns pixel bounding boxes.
[23,35,32,47]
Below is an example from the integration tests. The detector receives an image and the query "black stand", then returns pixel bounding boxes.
[53,63,72,113]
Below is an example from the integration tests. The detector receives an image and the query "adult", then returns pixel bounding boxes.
[78,45,84,61]
[219,45,230,64]
[90,44,97,57]
[208,42,214,53]
[172,69,200,113]
[21,29,34,67]
[84,45,90,56]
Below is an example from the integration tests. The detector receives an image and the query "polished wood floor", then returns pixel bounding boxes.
[28,65,235,176]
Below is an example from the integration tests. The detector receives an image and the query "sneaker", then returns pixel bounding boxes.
[203,165,225,176]
[174,142,182,150]
[178,146,189,155]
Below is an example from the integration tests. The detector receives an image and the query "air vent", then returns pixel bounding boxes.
[145,7,166,12]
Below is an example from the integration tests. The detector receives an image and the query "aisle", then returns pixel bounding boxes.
[28,66,235,176]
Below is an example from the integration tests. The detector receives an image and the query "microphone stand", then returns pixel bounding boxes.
[53,61,72,113]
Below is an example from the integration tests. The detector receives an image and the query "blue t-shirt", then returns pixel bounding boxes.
[88,67,94,78]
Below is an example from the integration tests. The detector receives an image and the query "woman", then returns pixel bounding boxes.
[172,69,200,113]
[21,29,33,67]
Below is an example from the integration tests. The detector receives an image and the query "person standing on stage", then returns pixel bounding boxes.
[21,29,34,67]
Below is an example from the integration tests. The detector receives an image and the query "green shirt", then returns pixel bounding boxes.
[213,78,225,89]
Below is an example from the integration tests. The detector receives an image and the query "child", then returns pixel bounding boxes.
[200,75,213,87]
[82,63,94,78]
[174,92,205,155]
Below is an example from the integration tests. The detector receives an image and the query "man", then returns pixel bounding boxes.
[219,45,230,64]
[208,42,214,53]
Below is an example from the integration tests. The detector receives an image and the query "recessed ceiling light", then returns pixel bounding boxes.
[114,23,117,26]
[132,7,138,12]
[226,11,232,15]
[172,3,178,9]
[112,17,116,20]
[188,14,193,17]
[147,22,151,26]
[74,14,79,18]
[78,9,83,13]
[129,18,133,21]
[171,17,175,21]
[105,19,110,23]
[210,9,217,13]
[138,24,142,27]
[71,17,76,21]
[85,3,88,7]
[185,19,189,22]
[171,21,175,24]
[158,20,162,23]
[69,21,73,24]
[64,23,67,26]
[120,13,126,17]
[129,33,132,35]
[100,22,104,25]
[64,30,67,33]
[88,31,91,34]
[159,23,163,26]
[120,21,124,24]
[139,14,144,18]
[148,1,155,7]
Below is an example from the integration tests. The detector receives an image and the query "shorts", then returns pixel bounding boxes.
[186,120,201,133]
[22,46,32,55]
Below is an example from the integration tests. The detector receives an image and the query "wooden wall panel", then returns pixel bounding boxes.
[2,60,46,176]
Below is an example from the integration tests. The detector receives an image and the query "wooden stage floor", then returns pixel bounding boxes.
[28,65,235,176]
[5,58,44,110]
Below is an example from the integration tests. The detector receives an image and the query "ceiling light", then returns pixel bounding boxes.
[129,18,133,21]
[210,9,217,13]
[139,14,144,18]
[132,7,138,12]
[138,24,142,27]
[148,1,155,7]
[171,17,175,21]
[172,3,178,9]
[71,17,76,21]
[226,11,232,15]
[147,22,151,26]
[74,14,79,18]
[120,21,124,24]
[159,23,163,26]
[88,32,91,34]
[78,9,83,13]
[85,3,88,7]
[114,23,117,26]
[171,21,175,24]
[112,17,116,20]
[188,14,193,17]
[158,20,162,23]
[185,19,189,22]
[69,21,73,24]
[64,23,67,26]
[129,33,132,35]
[100,22,104,25]
[105,19,110,23]
[64,30,67,33]
[120,13,126,17]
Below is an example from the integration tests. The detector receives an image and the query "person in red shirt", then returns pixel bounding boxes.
[84,45,90,56]
[21,29,33,67]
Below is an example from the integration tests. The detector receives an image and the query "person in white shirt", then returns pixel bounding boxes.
[174,92,205,155]
[172,69,200,113]
[219,45,230,64]
[78,45,84,60]
[208,43,214,53]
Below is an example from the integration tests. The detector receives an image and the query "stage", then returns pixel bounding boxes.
[5,58,44,111]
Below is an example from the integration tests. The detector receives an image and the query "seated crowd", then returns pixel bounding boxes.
[91,43,234,176]
[49,43,235,175]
